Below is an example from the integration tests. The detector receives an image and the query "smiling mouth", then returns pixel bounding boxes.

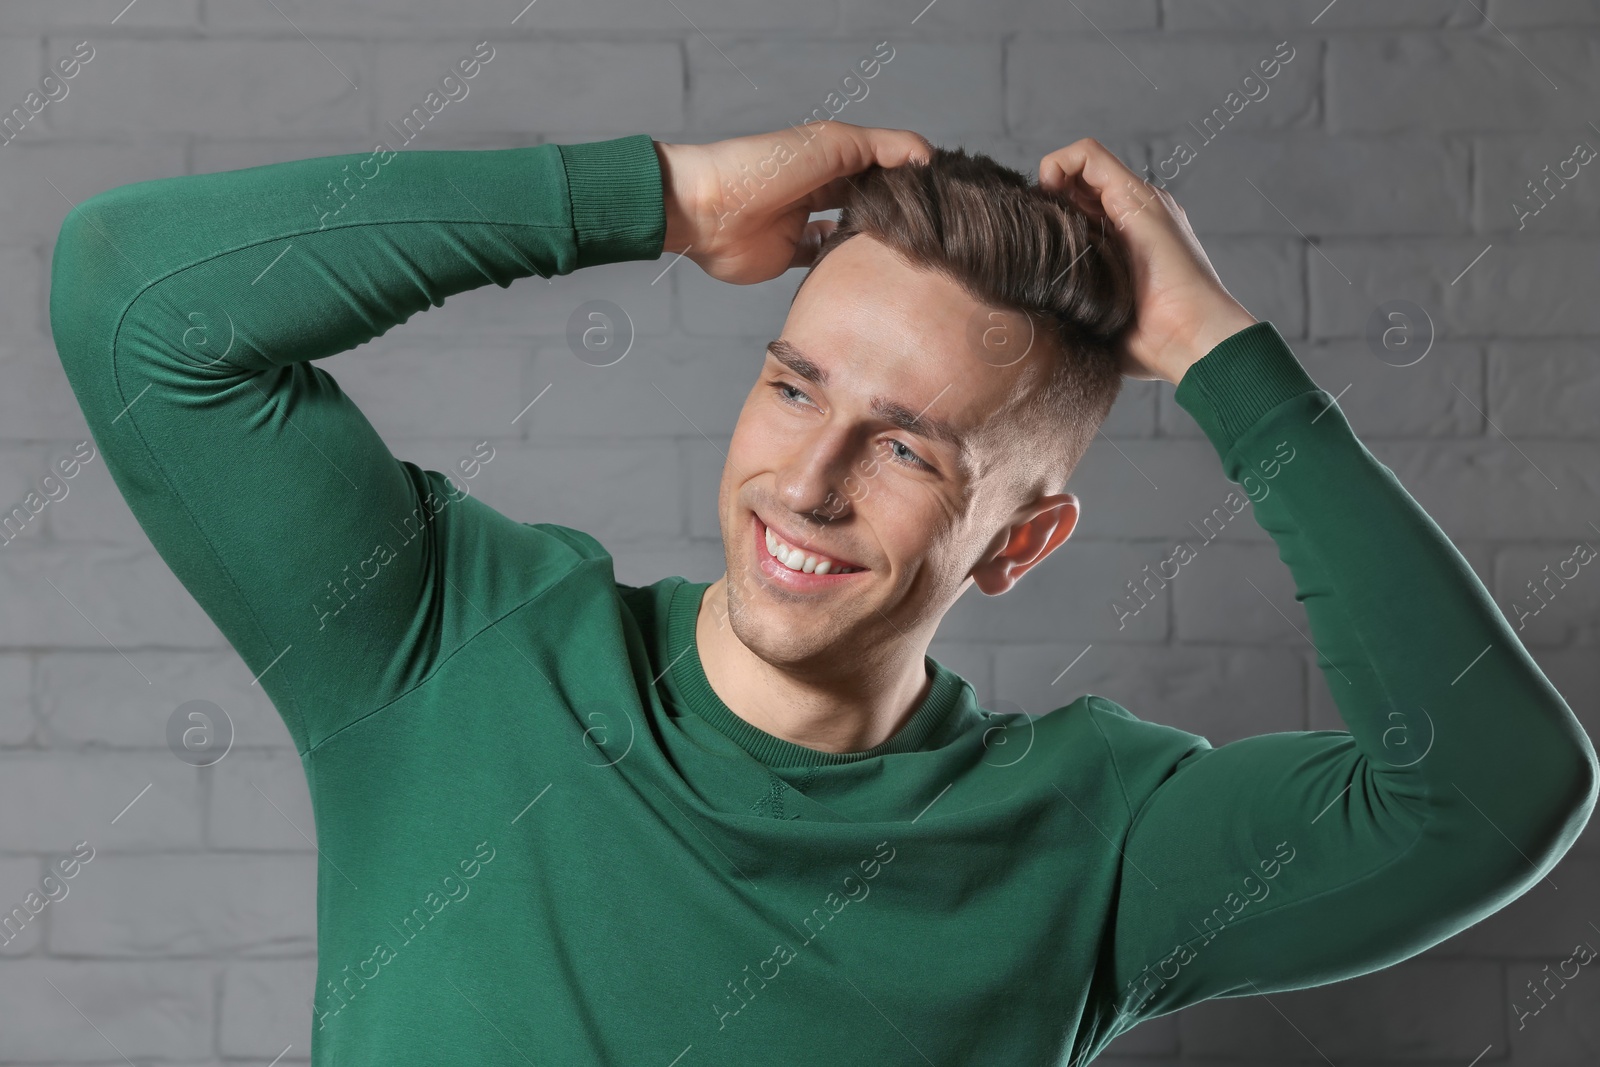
[752,513,868,587]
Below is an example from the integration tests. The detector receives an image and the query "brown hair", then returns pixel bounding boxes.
[795,143,1136,500]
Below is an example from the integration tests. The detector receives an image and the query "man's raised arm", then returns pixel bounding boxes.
[49,136,672,754]
[48,122,932,756]
[1038,139,1599,1048]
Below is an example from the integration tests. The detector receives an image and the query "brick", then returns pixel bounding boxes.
[1173,541,1307,645]
[317,341,525,440]
[1476,133,1600,235]
[0,340,103,443]
[0,443,57,550]
[1180,959,1504,1058]
[48,853,316,956]
[1167,0,1478,28]
[0,141,184,241]
[1506,957,1600,1058]
[678,261,822,339]
[1393,440,1598,539]
[28,437,153,548]
[41,37,366,137]
[36,649,286,750]
[208,0,833,31]
[372,41,681,137]
[0,545,227,648]
[844,0,1155,32]
[524,335,756,441]
[1155,133,1472,236]
[0,857,46,955]
[1486,0,1600,26]
[1199,238,1306,339]
[1279,436,1599,543]
[995,642,1304,742]
[219,958,319,1059]
[1070,437,1288,542]
[0,38,46,146]
[0,959,213,1060]
[687,40,1001,137]
[1310,239,1600,338]
[927,639,991,700]
[1104,378,1160,438]
[1496,335,1591,442]
[208,751,317,851]
[0,653,31,745]
[0,246,45,339]
[1160,341,1487,440]
[1009,37,1317,140]
[1329,33,1598,133]
[0,752,202,850]
[608,541,727,590]
[453,440,681,547]
[939,538,1181,645]
[2,0,198,27]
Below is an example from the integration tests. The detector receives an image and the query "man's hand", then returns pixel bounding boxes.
[654,121,933,286]
[1038,138,1257,384]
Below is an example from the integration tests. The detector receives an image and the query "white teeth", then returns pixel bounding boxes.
[764,522,861,575]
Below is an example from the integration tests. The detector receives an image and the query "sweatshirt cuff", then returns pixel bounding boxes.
[1172,321,1321,460]
[556,133,666,269]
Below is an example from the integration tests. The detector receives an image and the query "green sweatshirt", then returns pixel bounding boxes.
[50,133,1597,1066]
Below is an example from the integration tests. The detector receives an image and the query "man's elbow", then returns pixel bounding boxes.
[1552,733,1600,834]
[1517,732,1599,869]
[49,186,143,372]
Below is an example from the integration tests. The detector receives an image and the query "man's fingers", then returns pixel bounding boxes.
[1039,138,1158,223]
[1039,137,1132,192]
[801,121,932,194]
[867,125,935,168]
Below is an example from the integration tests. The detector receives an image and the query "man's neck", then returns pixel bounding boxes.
[693,576,935,755]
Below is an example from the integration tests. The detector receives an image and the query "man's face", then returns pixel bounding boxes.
[713,233,1063,670]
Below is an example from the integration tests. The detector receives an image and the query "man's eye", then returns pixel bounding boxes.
[772,381,813,407]
[884,438,931,470]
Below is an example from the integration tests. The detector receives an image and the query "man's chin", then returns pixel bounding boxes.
[728,590,844,660]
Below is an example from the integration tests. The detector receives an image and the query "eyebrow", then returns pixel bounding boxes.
[765,338,970,461]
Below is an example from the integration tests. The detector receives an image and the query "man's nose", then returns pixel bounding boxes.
[775,426,861,526]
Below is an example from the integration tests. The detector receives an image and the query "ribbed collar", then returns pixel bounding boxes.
[664,580,970,768]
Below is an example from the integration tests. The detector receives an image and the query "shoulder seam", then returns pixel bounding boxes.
[1084,695,1137,825]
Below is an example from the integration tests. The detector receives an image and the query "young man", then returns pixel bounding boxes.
[50,121,1596,1065]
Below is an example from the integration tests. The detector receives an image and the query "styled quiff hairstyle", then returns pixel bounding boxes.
[795,143,1136,500]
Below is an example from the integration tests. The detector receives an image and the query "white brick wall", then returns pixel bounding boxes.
[3,1,1596,1063]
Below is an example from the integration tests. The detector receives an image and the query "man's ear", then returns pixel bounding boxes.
[970,493,1079,596]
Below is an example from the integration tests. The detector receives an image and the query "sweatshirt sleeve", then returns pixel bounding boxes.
[48,135,666,755]
[1093,322,1598,1037]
